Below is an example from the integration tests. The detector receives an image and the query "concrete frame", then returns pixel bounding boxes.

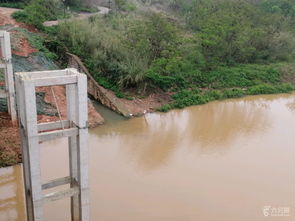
[15,69,89,221]
[0,31,17,123]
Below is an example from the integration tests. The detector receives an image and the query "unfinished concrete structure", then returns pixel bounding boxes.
[15,69,89,221]
[0,31,17,123]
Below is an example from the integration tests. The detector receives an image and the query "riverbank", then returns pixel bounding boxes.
[1,0,295,168]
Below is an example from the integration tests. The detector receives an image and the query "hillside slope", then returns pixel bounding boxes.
[0,7,104,167]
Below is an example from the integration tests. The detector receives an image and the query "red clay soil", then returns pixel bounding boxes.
[0,8,38,57]
[37,86,104,127]
[0,7,37,32]
[0,7,19,26]
[12,35,38,57]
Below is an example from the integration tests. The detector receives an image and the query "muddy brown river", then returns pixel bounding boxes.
[1,94,295,221]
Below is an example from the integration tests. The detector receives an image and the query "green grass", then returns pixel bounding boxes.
[158,82,295,112]
[70,6,99,13]
[0,2,25,9]
[14,28,58,60]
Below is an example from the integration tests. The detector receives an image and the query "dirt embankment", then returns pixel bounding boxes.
[0,7,104,167]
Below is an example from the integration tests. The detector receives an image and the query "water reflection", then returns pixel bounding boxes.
[0,165,25,221]
[1,93,295,221]
[94,95,278,170]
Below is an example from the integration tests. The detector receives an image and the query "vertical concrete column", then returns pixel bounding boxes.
[15,76,34,221]
[23,81,43,220]
[76,72,89,221]
[1,31,17,123]
[66,82,80,220]
[16,76,43,221]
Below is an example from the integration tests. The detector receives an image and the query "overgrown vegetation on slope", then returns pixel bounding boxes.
[9,0,94,29]
[10,0,295,111]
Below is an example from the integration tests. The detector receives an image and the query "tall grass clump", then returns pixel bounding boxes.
[57,12,179,89]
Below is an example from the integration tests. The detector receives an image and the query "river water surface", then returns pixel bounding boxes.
[1,94,295,221]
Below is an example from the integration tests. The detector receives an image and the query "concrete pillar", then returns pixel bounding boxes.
[0,31,17,124]
[15,69,89,221]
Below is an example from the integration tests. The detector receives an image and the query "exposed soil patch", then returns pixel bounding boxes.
[0,7,19,26]
[0,7,37,31]
[0,112,21,167]
[11,35,38,57]
[37,86,104,127]
[120,92,172,116]
[0,8,38,57]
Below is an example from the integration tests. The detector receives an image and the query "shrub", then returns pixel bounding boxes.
[147,72,177,90]
[12,0,63,29]
[247,84,277,95]
[158,104,172,112]
[248,83,294,95]
[222,88,245,98]
[0,2,26,9]
[171,89,208,109]
[204,90,223,101]
[276,83,295,93]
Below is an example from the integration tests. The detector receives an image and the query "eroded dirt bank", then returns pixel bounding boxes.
[0,7,104,167]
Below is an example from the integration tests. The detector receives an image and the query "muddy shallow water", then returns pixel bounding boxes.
[1,93,295,221]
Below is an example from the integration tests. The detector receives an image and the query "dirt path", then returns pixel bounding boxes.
[0,7,19,26]
[43,6,110,27]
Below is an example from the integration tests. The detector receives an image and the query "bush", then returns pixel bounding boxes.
[171,89,208,109]
[0,2,26,8]
[222,88,246,98]
[247,84,277,95]
[12,0,63,29]
[204,90,223,101]
[57,12,179,89]
[147,72,177,90]
[186,0,295,65]
[248,83,294,95]
[158,104,172,112]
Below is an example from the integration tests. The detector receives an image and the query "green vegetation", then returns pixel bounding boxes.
[13,0,295,111]
[0,150,19,168]
[12,0,64,29]
[158,83,295,112]
[11,0,93,29]
[0,1,26,9]
[14,27,58,60]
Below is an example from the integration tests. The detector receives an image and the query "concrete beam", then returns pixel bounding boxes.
[38,120,71,132]
[42,176,72,190]
[38,128,78,142]
[44,187,79,203]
